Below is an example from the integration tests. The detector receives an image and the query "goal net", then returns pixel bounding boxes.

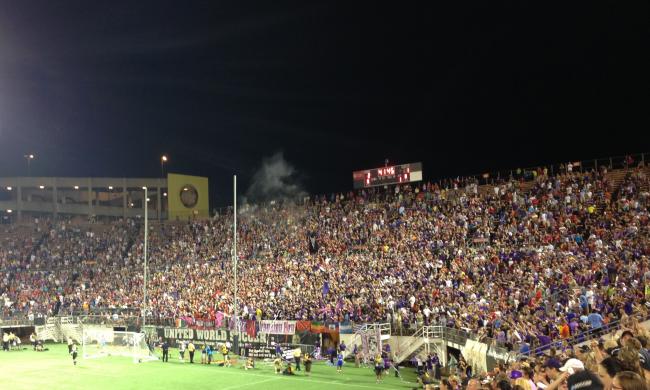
[82,328,157,363]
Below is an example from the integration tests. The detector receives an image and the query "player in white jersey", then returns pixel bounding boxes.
[179,340,186,362]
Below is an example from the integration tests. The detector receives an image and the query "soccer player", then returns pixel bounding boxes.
[221,343,231,367]
[30,332,37,351]
[206,344,213,365]
[282,362,295,376]
[245,357,255,370]
[2,332,8,352]
[383,354,392,377]
[304,353,312,376]
[161,341,169,362]
[337,351,344,373]
[274,356,283,374]
[67,337,74,354]
[9,332,17,350]
[374,353,384,383]
[70,343,78,366]
[178,340,186,362]
[293,347,301,371]
[201,344,207,364]
[188,341,195,363]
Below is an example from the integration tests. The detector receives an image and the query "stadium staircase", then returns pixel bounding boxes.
[606,169,631,192]
[596,166,650,214]
[60,316,84,342]
[393,325,488,366]
[394,326,448,365]
[37,317,61,342]
[37,316,83,343]
[348,323,391,359]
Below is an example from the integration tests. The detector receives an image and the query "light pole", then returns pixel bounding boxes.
[24,154,35,176]
[142,186,148,329]
[233,175,238,353]
[161,155,168,178]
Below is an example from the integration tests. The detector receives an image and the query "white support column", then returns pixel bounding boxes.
[233,175,238,349]
[143,186,148,328]
[142,187,146,217]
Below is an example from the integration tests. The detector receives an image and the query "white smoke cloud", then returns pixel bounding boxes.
[245,152,307,203]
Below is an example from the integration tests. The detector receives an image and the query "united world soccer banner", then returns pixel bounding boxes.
[158,327,267,344]
[259,320,296,335]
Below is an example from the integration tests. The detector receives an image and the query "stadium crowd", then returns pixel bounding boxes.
[425,323,650,389]
[1,165,649,357]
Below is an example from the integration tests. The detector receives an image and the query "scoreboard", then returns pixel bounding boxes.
[352,162,423,189]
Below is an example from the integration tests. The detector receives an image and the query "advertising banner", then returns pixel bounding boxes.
[259,320,296,335]
[241,343,276,359]
[157,327,267,344]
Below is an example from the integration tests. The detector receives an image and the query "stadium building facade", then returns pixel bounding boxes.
[0,173,208,222]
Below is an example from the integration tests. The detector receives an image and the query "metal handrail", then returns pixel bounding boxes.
[518,312,650,358]
[0,318,34,326]
[393,326,425,358]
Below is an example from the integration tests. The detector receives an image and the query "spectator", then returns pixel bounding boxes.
[612,371,646,390]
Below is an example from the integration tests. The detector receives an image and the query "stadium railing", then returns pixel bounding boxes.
[0,317,34,326]
[517,312,650,358]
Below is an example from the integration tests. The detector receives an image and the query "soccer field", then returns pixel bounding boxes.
[1,344,421,390]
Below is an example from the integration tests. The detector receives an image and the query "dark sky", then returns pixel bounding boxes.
[0,1,648,207]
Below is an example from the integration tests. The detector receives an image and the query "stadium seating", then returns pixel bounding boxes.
[2,164,649,356]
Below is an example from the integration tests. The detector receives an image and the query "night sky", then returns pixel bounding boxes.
[0,2,648,207]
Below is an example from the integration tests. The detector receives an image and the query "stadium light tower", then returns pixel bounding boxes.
[233,175,238,352]
[24,154,35,176]
[142,186,148,329]
[161,155,168,178]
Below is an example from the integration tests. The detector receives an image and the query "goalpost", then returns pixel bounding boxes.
[82,328,157,363]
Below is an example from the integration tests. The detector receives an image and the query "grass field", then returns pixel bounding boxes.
[1,344,421,390]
